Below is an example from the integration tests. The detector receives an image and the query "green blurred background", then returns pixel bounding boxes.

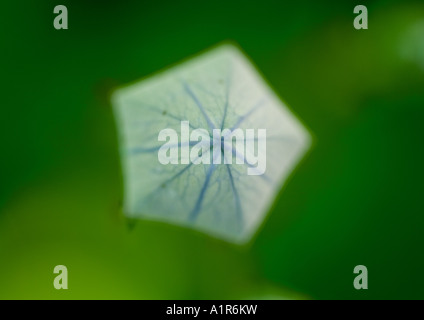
[1,0,423,299]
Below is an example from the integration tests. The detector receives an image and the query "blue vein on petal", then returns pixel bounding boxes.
[188,142,223,222]
[129,141,199,155]
[135,162,195,211]
[134,148,213,211]
[183,81,216,131]
[189,164,216,221]
[155,162,194,190]
[226,165,243,228]
[222,142,272,183]
[220,71,231,130]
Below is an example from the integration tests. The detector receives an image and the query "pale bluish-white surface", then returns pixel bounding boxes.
[112,45,311,243]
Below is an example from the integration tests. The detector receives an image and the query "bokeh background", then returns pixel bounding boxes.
[1,0,423,299]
